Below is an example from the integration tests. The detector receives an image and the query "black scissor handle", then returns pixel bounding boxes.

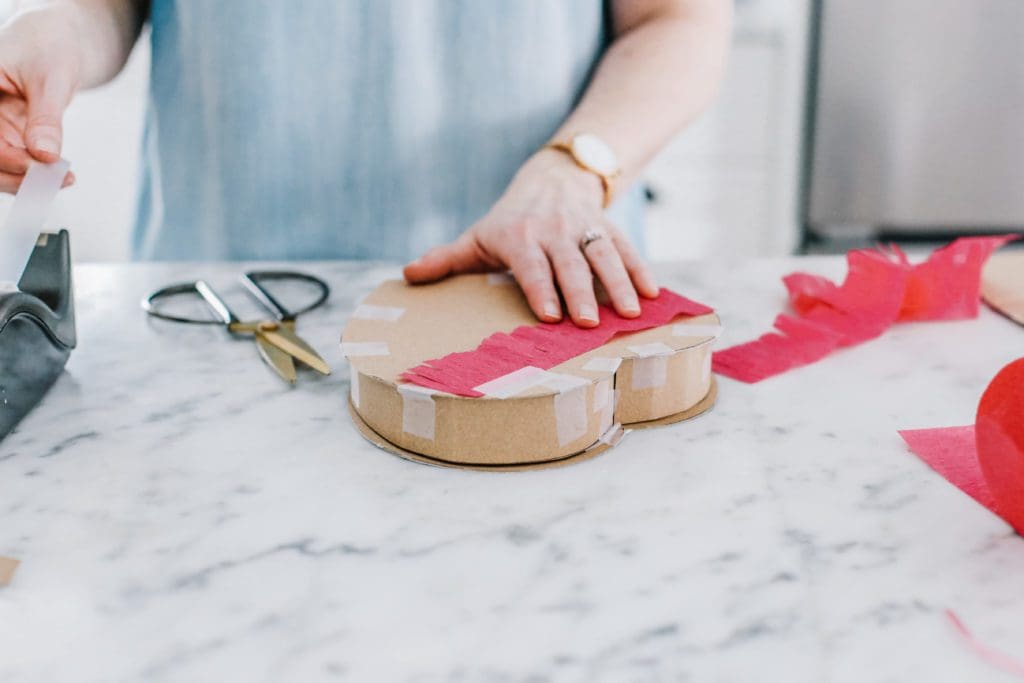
[142,280,240,326]
[240,271,330,321]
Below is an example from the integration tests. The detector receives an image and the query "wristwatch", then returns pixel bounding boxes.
[546,133,621,209]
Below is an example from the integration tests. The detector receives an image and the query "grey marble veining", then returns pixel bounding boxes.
[1,258,1023,683]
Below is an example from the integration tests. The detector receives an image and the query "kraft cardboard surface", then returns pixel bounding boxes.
[983,251,1024,327]
[347,379,717,471]
[341,274,720,467]
[0,556,19,587]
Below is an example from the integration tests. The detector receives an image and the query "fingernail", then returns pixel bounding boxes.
[623,296,641,315]
[30,136,59,157]
[578,304,598,323]
[543,301,561,320]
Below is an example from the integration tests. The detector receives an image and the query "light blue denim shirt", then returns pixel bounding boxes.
[134,1,645,262]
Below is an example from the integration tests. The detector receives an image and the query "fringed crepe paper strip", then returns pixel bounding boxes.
[401,289,713,397]
[713,235,1019,383]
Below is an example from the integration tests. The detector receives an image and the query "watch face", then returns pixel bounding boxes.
[571,134,619,176]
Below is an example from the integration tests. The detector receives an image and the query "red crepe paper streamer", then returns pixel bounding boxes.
[899,358,1024,535]
[713,235,1019,383]
[945,609,1024,678]
[401,288,713,397]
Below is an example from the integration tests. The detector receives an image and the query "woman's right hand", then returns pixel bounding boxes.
[0,4,82,193]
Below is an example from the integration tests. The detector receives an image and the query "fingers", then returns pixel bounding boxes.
[610,227,659,299]
[547,239,599,328]
[506,241,561,322]
[582,225,641,318]
[403,233,488,283]
[0,140,32,178]
[24,74,74,162]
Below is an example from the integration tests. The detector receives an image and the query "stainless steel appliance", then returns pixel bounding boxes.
[805,0,1024,241]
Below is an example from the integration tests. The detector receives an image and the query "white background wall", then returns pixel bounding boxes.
[0,0,810,263]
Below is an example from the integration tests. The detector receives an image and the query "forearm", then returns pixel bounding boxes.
[16,0,146,87]
[551,0,732,189]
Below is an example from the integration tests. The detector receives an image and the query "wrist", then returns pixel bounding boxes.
[523,147,605,210]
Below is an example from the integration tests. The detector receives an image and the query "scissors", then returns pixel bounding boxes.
[142,270,331,383]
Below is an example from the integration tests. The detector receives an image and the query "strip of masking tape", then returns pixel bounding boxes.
[593,377,611,412]
[630,355,669,390]
[398,383,436,440]
[554,383,588,445]
[539,372,588,393]
[0,556,19,587]
[628,342,674,389]
[475,367,591,399]
[351,304,405,321]
[701,353,712,383]
[629,342,675,358]
[474,366,547,398]
[582,357,622,373]
[487,272,515,285]
[598,399,614,435]
[341,341,390,357]
[671,323,723,339]
[349,362,361,409]
[0,159,70,285]
[598,422,625,447]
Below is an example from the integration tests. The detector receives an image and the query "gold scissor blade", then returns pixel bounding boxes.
[260,325,331,375]
[255,333,297,383]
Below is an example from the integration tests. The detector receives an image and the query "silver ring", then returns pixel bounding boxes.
[579,228,604,251]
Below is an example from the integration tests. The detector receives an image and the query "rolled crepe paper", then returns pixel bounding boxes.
[713,235,1020,384]
[401,288,713,397]
[899,358,1024,536]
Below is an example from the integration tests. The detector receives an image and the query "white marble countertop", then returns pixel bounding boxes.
[2,258,1023,683]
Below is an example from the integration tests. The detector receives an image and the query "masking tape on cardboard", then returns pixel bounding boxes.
[539,372,589,393]
[554,383,588,445]
[701,353,712,383]
[0,556,19,587]
[628,342,673,390]
[598,423,625,446]
[598,399,614,435]
[341,341,390,357]
[351,304,405,321]
[487,272,515,285]
[631,356,668,389]
[629,342,675,358]
[349,362,361,409]
[593,377,611,412]
[582,357,622,373]
[398,383,436,440]
[671,323,723,339]
[473,366,548,398]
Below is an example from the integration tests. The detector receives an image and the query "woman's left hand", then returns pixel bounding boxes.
[403,149,659,328]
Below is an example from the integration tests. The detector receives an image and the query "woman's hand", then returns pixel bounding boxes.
[0,4,83,192]
[403,149,658,328]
